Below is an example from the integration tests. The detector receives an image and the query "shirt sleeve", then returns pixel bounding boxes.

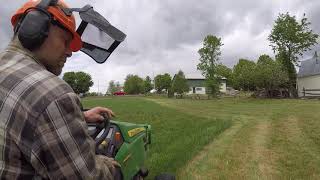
[30,92,113,180]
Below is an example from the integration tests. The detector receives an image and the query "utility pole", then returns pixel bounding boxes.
[98,80,100,95]
[152,63,155,89]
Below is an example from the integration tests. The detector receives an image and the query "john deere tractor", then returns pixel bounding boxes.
[88,118,151,180]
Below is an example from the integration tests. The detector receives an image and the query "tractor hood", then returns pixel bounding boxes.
[111,120,151,145]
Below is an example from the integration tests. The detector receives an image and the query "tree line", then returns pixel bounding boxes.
[108,70,190,96]
[62,12,318,98]
[62,70,191,96]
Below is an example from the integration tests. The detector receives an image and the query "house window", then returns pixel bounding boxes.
[196,87,202,91]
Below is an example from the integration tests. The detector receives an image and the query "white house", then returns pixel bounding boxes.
[297,52,320,97]
[186,75,227,95]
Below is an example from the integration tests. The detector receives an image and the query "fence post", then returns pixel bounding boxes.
[303,87,305,97]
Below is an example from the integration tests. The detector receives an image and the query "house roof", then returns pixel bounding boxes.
[185,74,206,79]
[187,79,205,87]
[298,52,320,78]
[185,74,227,80]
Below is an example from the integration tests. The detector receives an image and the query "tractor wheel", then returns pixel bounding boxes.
[154,173,175,180]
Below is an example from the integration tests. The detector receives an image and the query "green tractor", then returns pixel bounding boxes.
[88,119,151,180]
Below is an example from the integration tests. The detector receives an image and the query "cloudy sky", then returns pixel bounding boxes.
[1,0,320,93]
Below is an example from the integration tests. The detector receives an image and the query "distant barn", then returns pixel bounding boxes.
[297,52,320,97]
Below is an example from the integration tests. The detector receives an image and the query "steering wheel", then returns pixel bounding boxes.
[87,115,110,149]
[87,115,123,179]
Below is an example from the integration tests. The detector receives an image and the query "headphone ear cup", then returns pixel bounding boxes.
[17,10,51,51]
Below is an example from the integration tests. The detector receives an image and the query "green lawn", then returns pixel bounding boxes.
[82,96,320,179]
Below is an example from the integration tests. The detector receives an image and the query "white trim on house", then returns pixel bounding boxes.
[187,86,206,95]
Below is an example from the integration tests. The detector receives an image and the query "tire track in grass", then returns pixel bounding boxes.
[177,116,278,180]
[176,115,249,180]
[250,119,277,179]
[215,117,275,180]
[271,116,320,179]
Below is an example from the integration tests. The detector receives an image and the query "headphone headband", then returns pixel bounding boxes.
[37,0,57,9]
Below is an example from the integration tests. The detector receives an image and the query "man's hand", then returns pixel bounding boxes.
[83,107,115,123]
[96,155,121,177]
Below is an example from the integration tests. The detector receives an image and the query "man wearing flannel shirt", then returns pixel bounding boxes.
[0,1,120,179]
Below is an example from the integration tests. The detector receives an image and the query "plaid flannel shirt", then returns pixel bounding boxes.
[0,41,113,180]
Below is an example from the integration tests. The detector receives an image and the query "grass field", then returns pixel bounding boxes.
[82,96,320,180]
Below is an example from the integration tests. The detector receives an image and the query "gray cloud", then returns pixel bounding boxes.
[1,0,320,93]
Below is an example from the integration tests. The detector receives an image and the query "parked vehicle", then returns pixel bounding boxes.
[114,91,126,96]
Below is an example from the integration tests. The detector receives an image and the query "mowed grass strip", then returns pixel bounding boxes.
[82,96,231,179]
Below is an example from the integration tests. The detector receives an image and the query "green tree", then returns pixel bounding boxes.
[63,71,93,95]
[197,35,223,97]
[172,70,189,95]
[123,74,144,94]
[154,73,172,93]
[162,73,172,92]
[254,55,289,97]
[216,64,233,87]
[143,76,153,93]
[154,74,163,93]
[268,12,318,96]
[233,59,256,91]
[107,80,120,95]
